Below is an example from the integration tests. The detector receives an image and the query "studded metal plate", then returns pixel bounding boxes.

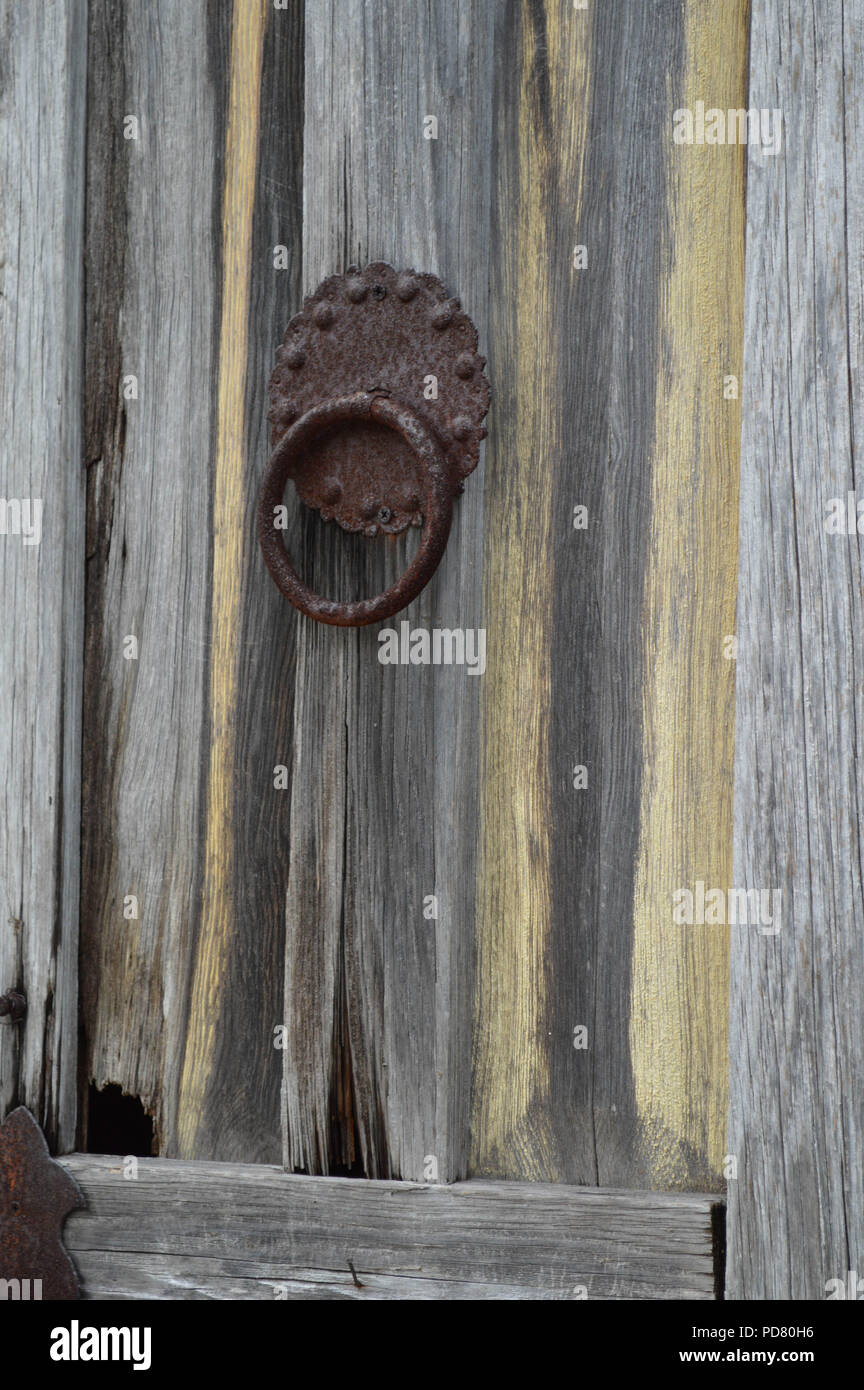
[266,263,490,536]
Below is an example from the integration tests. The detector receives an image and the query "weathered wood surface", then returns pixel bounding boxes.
[472,0,746,1187]
[62,1156,720,1300]
[727,0,864,1299]
[0,0,86,1151]
[282,0,493,1180]
[177,0,304,1160]
[76,0,747,1187]
[80,0,303,1160]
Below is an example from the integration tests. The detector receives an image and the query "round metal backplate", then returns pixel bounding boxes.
[267,263,490,536]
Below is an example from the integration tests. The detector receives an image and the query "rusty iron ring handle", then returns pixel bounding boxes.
[257,392,454,627]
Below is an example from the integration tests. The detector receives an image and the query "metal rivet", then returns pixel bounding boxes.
[451,416,472,441]
[0,991,26,1022]
[431,302,453,329]
[455,353,475,378]
[314,301,336,328]
[396,274,418,302]
[321,479,342,504]
[346,277,367,303]
[285,344,305,368]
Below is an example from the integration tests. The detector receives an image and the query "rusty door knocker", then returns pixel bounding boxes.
[257,263,490,626]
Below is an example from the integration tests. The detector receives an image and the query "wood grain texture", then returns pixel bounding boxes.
[472,0,593,1185]
[172,0,304,1161]
[80,0,303,1160]
[281,0,494,1180]
[74,0,746,1188]
[472,0,746,1188]
[62,1155,720,1300]
[727,0,864,1299]
[206,0,304,1161]
[629,0,747,1190]
[0,0,86,1151]
[81,0,227,1154]
[176,0,266,1154]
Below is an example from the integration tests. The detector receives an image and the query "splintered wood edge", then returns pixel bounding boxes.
[60,1157,721,1301]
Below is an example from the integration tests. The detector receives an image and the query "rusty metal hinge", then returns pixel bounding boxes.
[0,1107,83,1300]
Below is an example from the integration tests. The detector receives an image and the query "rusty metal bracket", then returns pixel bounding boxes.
[258,262,490,626]
[0,1107,83,1300]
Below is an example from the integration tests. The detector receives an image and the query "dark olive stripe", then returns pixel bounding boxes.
[544,0,684,1188]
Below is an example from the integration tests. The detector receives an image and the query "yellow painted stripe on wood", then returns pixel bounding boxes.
[178,0,265,1155]
[472,4,593,1179]
[629,1,748,1186]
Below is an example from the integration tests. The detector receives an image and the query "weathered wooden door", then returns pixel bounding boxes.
[2,0,862,1304]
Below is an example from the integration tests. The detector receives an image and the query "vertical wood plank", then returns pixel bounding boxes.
[727,0,864,1297]
[473,0,594,1183]
[81,0,224,1155]
[178,0,304,1162]
[82,0,304,1161]
[0,0,86,1150]
[282,0,494,1179]
[176,0,267,1158]
[628,0,747,1189]
[472,0,746,1187]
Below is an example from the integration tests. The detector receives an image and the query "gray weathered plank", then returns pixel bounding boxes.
[62,1156,720,1300]
[80,0,226,1156]
[282,0,494,1179]
[80,0,304,1161]
[176,0,304,1163]
[0,0,86,1150]
[64,1253,585,1301]
[727,0,864,1299]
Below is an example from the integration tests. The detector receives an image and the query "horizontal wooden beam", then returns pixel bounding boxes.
[61,1157,720,1300]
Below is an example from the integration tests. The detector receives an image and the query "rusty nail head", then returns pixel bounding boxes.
[0,991,26,1022]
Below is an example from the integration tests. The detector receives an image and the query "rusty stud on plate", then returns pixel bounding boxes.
[313,301,336,329]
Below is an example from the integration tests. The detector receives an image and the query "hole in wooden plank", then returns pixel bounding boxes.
[326,974,375,1178]
[86,1082,154,1157]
